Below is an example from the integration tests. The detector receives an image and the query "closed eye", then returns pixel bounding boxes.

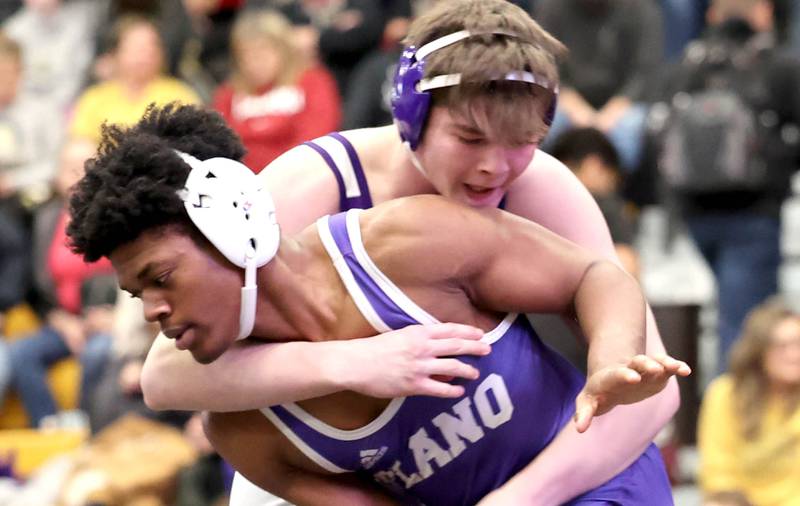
[153,272,171,288]
[458,136,484,145]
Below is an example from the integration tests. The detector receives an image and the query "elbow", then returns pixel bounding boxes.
[140,358,171,411]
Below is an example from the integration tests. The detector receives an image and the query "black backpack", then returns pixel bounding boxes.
[658,35,776,195]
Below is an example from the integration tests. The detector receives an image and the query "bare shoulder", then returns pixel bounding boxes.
[259,143,342,234]
[505,149,616,258]
[362,195,491,238]
[359,195,501,280]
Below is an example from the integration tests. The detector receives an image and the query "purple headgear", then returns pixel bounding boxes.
[391,30,559,151]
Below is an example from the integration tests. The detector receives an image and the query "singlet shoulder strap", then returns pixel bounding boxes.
[303,133,373,211]
[316,209,439,331]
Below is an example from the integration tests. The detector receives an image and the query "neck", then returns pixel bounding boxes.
[381,127,436,199]
[250,235,339,342]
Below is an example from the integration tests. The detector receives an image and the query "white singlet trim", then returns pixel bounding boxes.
[309,135,362,198]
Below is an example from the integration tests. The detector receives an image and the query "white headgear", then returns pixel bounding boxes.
[175,151,280,340]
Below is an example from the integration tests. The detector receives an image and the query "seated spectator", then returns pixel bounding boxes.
[3,0,99,113]
[0,202,28,407]
[550,127,640,278]
[536,0,664,172]
[0,31,63,202]
[698,296,800,506]
[87,290,190,433]
[213,9,340,172]
[251,0,384,94]
[70,14,200,144]
[8,140,116,428]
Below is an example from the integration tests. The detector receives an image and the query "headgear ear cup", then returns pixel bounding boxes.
[175,151,281,340]
[391,46,431,151]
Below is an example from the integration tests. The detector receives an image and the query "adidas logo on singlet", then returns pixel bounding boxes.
[360,446,388,469]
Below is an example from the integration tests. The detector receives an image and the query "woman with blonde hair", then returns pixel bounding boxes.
[212,9,341,173]
[698,296,800,506]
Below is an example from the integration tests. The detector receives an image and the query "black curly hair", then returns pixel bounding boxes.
[67,102,247,262]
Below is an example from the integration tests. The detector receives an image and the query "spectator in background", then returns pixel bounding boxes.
[253,0,384,95]
[87,290,191,433]
[0,206,27,407]
[536,0,664,172]
[0,1,20,23]
[0,32,63,202]
[657,0,800,370]
[213,9,340,172]
[697,296,800,506]
[550,127,640,278]
[70,15,200,144]
[3,0,99,114]
[8,140,116,428]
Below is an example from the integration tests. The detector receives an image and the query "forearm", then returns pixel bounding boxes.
[141,333,349,411]
[575,261,646,376]
[498,308,679,504]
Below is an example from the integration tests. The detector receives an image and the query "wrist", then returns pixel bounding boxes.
[320,340,358,393]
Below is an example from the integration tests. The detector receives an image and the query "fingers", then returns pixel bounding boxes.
[573,395,598,433]
[416,378,466,398]
[425,323,485,341]
[425,358,480,381]
[429,337,491,358]
[651,354,692,377]
[628,354,692,382]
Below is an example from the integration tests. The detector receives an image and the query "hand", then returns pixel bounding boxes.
[574,354,691,433]
[595,96,633,133]
[184,412,214,455]
[338,323,490,399]
[118,360,144,395]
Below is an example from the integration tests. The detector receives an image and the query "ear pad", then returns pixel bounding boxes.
[391,46,431,151]
[178,154,280,269]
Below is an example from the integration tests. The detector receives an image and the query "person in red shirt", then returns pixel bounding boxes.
[213,9,341,173]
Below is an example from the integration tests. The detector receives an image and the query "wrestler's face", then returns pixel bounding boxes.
[112,225,242,364]
[763,316,800,388]
[414,105,538,208]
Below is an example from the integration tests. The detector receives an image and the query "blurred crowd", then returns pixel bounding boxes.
[0,0,798,505]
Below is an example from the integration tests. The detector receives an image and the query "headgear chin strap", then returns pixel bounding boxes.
[175,151,280,340]
[391,29,559,151]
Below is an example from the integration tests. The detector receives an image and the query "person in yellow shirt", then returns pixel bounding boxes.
[70,15,200,143]
[698,296,800,506]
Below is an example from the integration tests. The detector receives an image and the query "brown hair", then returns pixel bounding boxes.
[106,14,162,54]
[230,9,301,91]
[405,0,566,145]
[0,31,21,64]
[729,296,800,439]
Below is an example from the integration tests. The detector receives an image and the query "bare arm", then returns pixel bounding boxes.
[489,151,683,503]
[205,410,399,506]
[142,323,488,411]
